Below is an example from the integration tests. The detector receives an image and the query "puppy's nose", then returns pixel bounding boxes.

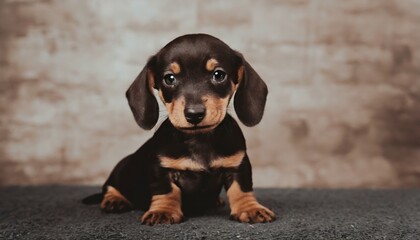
[184,104,205,125]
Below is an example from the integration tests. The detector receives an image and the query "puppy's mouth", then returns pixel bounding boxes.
[179,124,216,131]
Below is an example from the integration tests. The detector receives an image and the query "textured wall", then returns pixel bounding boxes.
[1,0,420,187]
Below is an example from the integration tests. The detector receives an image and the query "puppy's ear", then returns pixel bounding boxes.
[126,56,159,130]
[233,53,268,127]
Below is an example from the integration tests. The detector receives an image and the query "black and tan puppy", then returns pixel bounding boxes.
[83,34,275,225]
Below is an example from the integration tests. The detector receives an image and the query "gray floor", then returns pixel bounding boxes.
[0,186,419,239]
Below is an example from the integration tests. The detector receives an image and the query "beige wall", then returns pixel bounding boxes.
[1,0,420,188]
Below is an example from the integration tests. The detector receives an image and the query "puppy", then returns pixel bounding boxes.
[83,34,275,225]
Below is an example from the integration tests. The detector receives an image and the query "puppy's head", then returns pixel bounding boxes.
[126,34,267,133]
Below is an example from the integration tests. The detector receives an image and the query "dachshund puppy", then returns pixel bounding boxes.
[83,33,275,225]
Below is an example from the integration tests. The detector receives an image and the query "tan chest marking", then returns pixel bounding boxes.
[159,156,206,171]
[210,151,245,169]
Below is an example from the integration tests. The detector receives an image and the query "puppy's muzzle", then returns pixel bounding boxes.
[184,103,205,125]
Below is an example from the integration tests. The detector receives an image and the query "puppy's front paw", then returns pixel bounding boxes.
[142,183,183,225]
[230,205,276,224]
[141,210,184,226]
[227,181,276,224]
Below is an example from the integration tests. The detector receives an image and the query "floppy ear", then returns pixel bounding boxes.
[126,57,159,130]
[233,54,268,127]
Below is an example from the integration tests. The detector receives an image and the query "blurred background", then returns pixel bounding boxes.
[1,0,419,188]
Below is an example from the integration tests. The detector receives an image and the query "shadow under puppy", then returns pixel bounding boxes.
[83,33,275,225]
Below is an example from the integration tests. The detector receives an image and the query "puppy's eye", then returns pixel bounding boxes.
[163,74,177,86]
[212,69,227,83]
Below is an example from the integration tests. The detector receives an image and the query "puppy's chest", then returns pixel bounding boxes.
[170,170,223,195]
[158,135,245,172]
[158,147,245,172]
[159,141,244,196]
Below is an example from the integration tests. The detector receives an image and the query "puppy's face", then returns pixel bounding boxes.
[127,34,268,133]
[150,38,243,133]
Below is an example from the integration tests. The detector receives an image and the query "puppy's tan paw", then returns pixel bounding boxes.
[100,186,132,213]
[101,198,131,213]
[227,181,276,224]
[141,183,183,225]
[141,210,184,226]
[230,205,276,223]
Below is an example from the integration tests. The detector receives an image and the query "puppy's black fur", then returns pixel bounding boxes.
[83,34,275,225]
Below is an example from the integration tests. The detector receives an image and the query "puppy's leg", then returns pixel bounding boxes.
[226,181,275,223]
[225,155,276,223]
[141,183,183,225]
[101,186,133,213]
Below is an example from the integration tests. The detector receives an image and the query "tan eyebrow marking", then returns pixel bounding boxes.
[206,58,219,71]
[169,62,181,74]
[210,151,245,168]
